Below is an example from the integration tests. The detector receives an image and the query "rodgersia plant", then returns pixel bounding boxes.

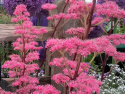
[1,0,125,94]
[42,0,125,94]
[0,4,60,94]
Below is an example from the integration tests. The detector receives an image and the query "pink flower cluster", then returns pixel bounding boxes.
[92,17,109,25]
[12,4,30,23]
[67,0,125,19]
[44,0,125,94]
[2,4,60,94]
[13,4,27,16]
[67,1,100,16]
[42,3,57,10]
[47,13,81,20]
[96,1,125,18]
[50,57,89,76]
[69,73,102,94]
[65,27,85,36]
[34,85,61,94]
[46,35,125,61]
[49,57,101,94]
[2,0,125,93]
[107,34,125,61]
[46,1,99,21]
[46,34,125,93]
[65,0,77,3]
[52,73,70,84]
[107,34,125,46]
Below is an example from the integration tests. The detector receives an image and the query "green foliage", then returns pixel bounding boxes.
[0,42,19,65]
[0,45,5,65]
[0,6,12,24]
[105,21,121,33]
[83,54,94,62]
[117,23,125,34]
[0,15,12,24]
[105,19,125,34]
[83,53,97,68]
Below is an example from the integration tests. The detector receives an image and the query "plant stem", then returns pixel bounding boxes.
[73,54,81,79]
[57,19,70,30]
[83,0,90,12]
[51,0,69,37]
[36,48,47,77]
[108,17,113,35]
[21,34,26,87]
[100,24,108,35]
[102,61,118,80]
[60,51,72,79]
[64,83,68,94]
[93,16,108,26]
[78,52,97,75]
[84,0,96,39]
[101,54,108,81]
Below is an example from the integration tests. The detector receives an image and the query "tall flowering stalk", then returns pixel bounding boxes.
[0,4,60,94]
[41,0,125,93]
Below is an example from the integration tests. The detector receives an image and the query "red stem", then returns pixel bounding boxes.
[51,0,69,37]
[64,83,68,94]
[73,0,96,79]
[101,54,108,81]
[103,62,117,80]
[84,0,96,39]
[70,0,96,92]
[36,48,47,77]
[22,34,26,76]
[22,34,26,63]
[21,34,26,87]
[101,17,114,80]
[108,17,113,35]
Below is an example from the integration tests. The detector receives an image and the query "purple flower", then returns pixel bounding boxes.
[31,15,48,26]
[1,73,3,76]
[88,25,104,39]
[89,14,105,39]
[96,74,101,78]
[40,70,44,73]
[123,19,125,25]
[31,17,38,26]
[3,0,54,17]
[104,73,107,76]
